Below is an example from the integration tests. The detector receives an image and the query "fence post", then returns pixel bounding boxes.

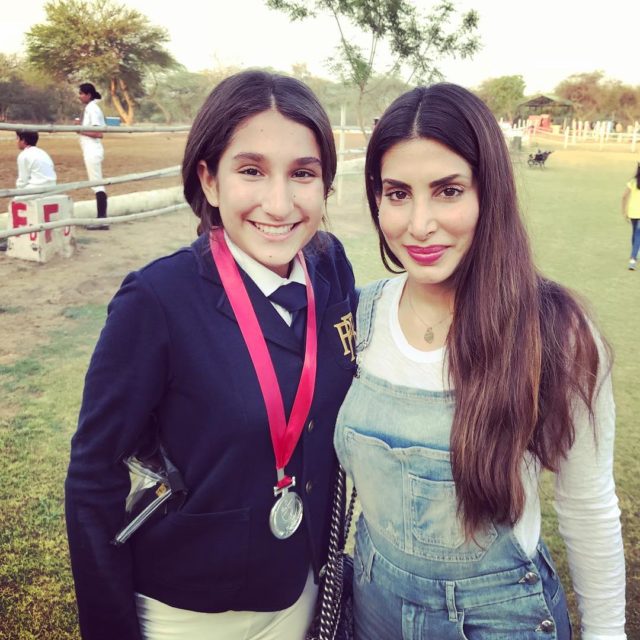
[337,105,347,206]
[339,105,346,159]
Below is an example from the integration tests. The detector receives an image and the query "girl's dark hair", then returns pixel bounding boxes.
[366,83,604,537]
[183,69,337,235]
[635,163,640,189]
[79,83,101,100]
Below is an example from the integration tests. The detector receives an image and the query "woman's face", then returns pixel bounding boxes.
[78,91,92,104]
[198,109,325,277]
[377,137,479,289]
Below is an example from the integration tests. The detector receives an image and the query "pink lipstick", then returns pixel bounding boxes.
[404,244,448,266]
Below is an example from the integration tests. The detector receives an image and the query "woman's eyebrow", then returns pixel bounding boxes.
[382,173,471,190]
[381,178,411,189]
[429,173,466,188]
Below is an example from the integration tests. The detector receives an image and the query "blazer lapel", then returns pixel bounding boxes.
[304,251,330,333]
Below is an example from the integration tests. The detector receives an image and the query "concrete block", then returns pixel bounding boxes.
[6,195,75,262]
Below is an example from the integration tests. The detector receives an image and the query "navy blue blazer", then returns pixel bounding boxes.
[65,231,357,639]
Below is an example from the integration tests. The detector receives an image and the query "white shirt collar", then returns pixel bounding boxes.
[223,230,306,298]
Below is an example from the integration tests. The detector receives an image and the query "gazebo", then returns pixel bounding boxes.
[516,94,574,127]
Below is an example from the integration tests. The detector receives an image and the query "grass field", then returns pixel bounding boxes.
[0,144,638,638]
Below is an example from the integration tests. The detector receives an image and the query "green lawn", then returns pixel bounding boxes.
[0,146,637,638]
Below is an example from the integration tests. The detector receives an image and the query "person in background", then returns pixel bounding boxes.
[621,163,640,270]
[335,83,626,639]
[78,82,108,230]
[15,130,56,190]
[65,69,357,640]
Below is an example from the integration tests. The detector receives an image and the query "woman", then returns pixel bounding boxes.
[621,163,640,270]
[78,82,108,229]
[335,84,626,639]
[66,70,357,640]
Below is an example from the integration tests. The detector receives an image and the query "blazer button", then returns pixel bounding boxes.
[307,420,315,433]
[305,480,313,494]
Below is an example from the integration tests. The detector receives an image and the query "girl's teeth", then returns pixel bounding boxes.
[254,223,294,235]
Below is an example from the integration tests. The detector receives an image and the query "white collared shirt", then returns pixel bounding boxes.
[224,230,306,327]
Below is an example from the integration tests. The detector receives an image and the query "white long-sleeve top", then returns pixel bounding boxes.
[360,275,626,640]
[15,145,57,189]
[79,99,105,158]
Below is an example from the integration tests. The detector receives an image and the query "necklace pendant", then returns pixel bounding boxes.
[424,327,434,343]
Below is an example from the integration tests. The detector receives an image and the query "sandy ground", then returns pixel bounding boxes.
[0,132,195,366]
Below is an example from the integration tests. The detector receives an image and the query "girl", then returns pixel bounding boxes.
[66,70,357,640]
[335,84,626,639]
[78,82,108,229]
[621,163,640,270]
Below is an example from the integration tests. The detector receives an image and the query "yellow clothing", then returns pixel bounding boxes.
[626,180,640,219]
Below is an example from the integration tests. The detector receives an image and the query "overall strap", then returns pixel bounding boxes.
[355,279,389,353]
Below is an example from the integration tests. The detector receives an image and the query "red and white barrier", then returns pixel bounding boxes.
[7,195,74,262]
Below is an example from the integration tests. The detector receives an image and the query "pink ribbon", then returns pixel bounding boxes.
[209,229,318,488]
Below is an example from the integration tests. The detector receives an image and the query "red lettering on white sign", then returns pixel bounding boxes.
[43,204,59,242]
[11,201,28,229]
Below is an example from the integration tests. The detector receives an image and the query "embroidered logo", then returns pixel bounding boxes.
[334,312,356,362]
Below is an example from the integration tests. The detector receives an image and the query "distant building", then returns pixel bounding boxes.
[516,94,574,129]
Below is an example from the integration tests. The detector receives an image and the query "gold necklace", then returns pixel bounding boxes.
[406,288,452,344]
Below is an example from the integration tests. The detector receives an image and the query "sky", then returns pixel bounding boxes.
[1,0,638,96]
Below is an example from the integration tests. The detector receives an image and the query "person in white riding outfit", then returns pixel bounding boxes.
[15,130,56,190]
[78,82,108,230]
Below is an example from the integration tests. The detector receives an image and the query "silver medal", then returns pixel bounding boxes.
[269,477,303,539]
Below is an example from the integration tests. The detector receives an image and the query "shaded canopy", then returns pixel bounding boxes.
[517,94,574,119]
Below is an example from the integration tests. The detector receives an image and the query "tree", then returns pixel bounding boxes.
[267,0,480,136]
[475,75,525,123]
[139,69,220,124]
[0,53,75,122]
[25,0,178,124]
[603,80,640,125]
[554,71,606,122]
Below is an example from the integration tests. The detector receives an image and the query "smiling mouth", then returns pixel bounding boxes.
[251,221,298,236]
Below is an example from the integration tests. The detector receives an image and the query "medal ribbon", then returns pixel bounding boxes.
[209,229,317,489]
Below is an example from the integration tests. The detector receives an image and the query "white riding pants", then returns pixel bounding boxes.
[135,567,317,640]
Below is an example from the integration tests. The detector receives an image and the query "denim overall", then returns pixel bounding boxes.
[334,280,571,640]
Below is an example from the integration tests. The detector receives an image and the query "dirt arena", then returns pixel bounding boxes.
[0,132,193,367]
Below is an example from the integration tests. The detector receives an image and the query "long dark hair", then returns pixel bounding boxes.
[366,84,604,536]
[183,69,336,236]
[635,163,640,189]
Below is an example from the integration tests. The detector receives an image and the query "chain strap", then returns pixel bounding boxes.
[313,466,357,640]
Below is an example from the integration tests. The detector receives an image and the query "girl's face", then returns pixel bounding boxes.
[377,137,479,289]
[198,109,325,277]
[78,91,92,104]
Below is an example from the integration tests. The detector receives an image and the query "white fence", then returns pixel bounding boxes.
[504,118,640,152]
